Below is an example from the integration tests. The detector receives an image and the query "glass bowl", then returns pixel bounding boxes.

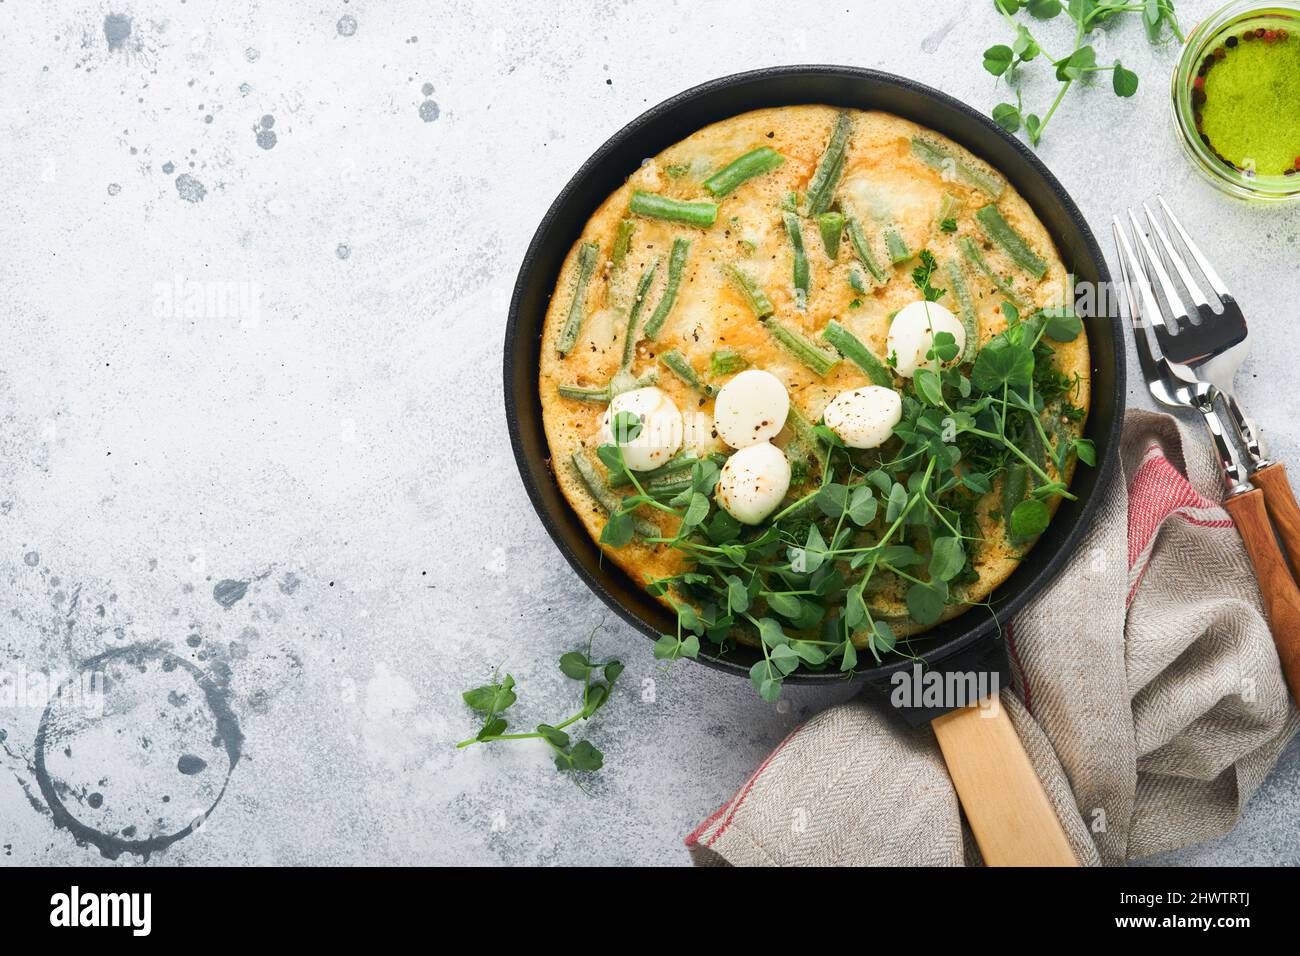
[1172,1,1300,201]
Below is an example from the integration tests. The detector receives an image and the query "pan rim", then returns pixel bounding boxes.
[504,65,1124,686]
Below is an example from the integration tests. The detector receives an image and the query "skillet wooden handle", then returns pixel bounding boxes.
[1222,487,1300,702]
[1252,462,1300,577]
[931,702,1078,867]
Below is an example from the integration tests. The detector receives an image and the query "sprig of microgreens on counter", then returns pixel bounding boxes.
[983,0,1183,144]
[457,629,623,776]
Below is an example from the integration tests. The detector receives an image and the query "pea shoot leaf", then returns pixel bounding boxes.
[971,341,1034,390]
[992,102,1022,133]
[983,44,1015,76]
[559,652,594,680]
[915,368,945,407]
[1112,60,1139,97]
[930,536,967,583]
[1010,498,1050,538]
[848,486,878,525]
[1072,438,1097,466]
[840,638,858,672]
[749,661,782,701]
[600,509,634,548]
[906,582,947,627]
[463,674,516,714]
[871,621,897,655]
[771,643,801,675]
[1042,306,1083,341]
[1054,44,1096,81]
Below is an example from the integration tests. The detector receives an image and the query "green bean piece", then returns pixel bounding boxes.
[935,193,962,234]
[1025,425,1047,488]
[884,226,912,265]
[785,404,828,474]
[607,450,702,488]
[659,349,713,396]
[909,137,1005,200]
[620,259,660,370]
[1001,462,1030,546]
[726,264,775,319]
[942,258,979,363]
[816,212,844,260]
[847,217,888,284]
[974,205,1048,280]
[783,212,811,310]
[821,319,892,387]
[958,235,1029,310]
[557,370,659,404]
[629,191,718,228]
[762,318,839,377]
[570,450,658,538]
[803,112,853,217]
[644,475,694,500]
[643,238,690,340]
[556,242,600,357]
[612,219,635,271]
[709,349,748,377]
[703,147,785,197]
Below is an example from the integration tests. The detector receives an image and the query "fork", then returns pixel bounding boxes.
[1127,197,1300,579]
[1114,217,1300,702]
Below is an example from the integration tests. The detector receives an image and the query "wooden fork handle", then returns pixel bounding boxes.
[932,703,1078,867]
[1252,462,1300,577]
[1223,487,1300,702]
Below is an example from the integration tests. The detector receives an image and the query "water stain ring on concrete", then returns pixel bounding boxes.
[32,644,243,861]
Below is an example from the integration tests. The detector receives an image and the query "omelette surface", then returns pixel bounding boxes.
[538,106,1090,644]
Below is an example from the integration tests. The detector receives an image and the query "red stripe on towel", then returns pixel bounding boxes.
[1127,444,1226,570]
[685,722,803,850]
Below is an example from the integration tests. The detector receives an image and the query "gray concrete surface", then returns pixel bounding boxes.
[1,0,1296,866]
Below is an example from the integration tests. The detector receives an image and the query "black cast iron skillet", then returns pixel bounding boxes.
[505,67,1123,865]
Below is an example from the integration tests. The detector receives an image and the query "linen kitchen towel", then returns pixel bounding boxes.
[687,409,1300,866]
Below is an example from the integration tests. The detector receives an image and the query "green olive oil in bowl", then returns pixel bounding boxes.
[1173,2,1300,200]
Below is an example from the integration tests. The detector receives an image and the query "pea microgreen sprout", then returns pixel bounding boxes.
[456,628,625,776]
[982,0,1182,146]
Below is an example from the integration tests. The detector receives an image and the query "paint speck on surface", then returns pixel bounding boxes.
[337,15,358,37]
[162,161,175,175]
[174,174,206,203]
[107,183,121,196]
[255,114,277,150]
[204,114,214,124]
[23,551,39,567]
[177,754,208,775]
[212,579,248,608]
[336,243,351,260]
[103,13,132,51]
[419,100,440,123]
[422,82,434,96]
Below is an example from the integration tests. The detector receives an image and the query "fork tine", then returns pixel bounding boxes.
[1142,201,1210,312]
[1112,218,1164,386]
[1125,207,1187,333]
[1123,205,1190,332]
[1117,214,1200,385]
[1157,195,1233,302]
